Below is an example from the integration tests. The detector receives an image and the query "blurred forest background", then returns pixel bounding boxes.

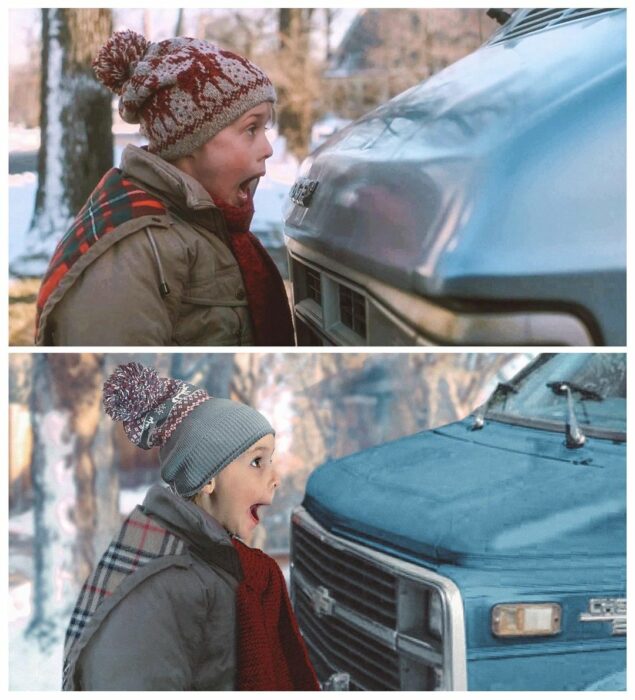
[8,7,506,343]
[9,352,533,688]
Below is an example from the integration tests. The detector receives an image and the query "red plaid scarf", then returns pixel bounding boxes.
[35,168,166,340]
[213,192,295,346]
[232,538,320,690]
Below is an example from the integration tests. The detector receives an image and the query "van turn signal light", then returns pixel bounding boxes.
[492,603,561,637]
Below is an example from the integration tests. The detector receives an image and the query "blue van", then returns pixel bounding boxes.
[284,9,626,345]
[290,353,626,690]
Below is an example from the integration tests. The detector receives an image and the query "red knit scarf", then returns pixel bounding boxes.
[232,538,320,691]
[213,193,295,346]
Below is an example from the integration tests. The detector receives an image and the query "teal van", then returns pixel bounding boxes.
[291,354,626,689]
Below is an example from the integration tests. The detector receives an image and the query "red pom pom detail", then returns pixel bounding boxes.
[93,30,149,95]
[103,362,166,422]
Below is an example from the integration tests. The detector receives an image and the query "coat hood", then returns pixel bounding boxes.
[120,144,218,214]
[142,483,237,566]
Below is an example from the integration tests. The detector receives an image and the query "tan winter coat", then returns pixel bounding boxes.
[38,145,255,345]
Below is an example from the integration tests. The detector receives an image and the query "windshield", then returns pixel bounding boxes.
[486,353,626,440]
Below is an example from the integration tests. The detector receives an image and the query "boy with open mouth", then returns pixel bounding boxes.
[62,362,318,690]
[36,31,295,347]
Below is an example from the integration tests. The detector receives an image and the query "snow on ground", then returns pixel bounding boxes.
[10,611,65,691]
[9,173,37,262]
[9,126,300,267]
[8,124,41,152]
[9,485,150,690]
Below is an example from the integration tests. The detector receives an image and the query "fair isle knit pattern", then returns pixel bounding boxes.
[62,506,185,690]
[93,31,276,160]
[102,363,210,449]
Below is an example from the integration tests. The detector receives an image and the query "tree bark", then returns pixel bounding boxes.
[47,354,110,584]
[26,355,77,650]
[175,9,185,36]
[12,8,113,278]
[26,353,114,650]
[276,8,315,159]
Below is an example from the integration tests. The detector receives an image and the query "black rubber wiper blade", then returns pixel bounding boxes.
[546,381,604,402]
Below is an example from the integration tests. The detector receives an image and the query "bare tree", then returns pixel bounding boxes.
[197,9,275,58]
[142,9,152,39]
[26,354,116,649]
[174,9,185,36]
[26,355,77,649]
[273,8,319,159]
[12,8,113,278]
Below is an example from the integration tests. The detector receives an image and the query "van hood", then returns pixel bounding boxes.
[284,10,625,337]
[303,418,625,566]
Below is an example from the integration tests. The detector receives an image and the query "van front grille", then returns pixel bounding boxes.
[306,267,322,305]
[296,586,400,690]
[339,284,367,338]
[293,521,397,628]
[291,508,467,690]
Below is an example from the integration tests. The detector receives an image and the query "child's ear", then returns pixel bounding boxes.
[200,478,216,495]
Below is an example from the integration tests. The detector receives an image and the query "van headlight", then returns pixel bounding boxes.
[492,603,561,637]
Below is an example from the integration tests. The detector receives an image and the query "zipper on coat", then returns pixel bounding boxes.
[145,227,171,297]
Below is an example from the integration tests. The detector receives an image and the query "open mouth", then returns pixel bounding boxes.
[249,504,261,524]
[237,174,264,202]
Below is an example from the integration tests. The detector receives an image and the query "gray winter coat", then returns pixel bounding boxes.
[65,484,242,690]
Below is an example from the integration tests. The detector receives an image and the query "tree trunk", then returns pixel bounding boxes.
[25,353,113,650]
[12,8,113,278]
[175,9,185,36]
[276,8,315,159]
[26,355,77,650]
[47,354,109,583]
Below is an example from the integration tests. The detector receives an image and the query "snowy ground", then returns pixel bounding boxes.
[8,125,300,269]
[8,483,147,691]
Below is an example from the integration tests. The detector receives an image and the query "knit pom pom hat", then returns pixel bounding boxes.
[103,362,274,497]
[93,30,276,160]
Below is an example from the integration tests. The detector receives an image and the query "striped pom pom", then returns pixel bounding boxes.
[93,30,149,95]
[103,362,165,422]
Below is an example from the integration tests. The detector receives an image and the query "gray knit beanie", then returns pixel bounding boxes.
[103,362,274,497]
[92,30,276,160]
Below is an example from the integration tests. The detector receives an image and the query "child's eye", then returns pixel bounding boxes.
[246,125,257,136]
[250,457,262,468]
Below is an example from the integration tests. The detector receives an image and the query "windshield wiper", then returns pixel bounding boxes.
[546,381,604,402]
[487,9,512,25]
[471,382,518,431]
[546,381,603,449]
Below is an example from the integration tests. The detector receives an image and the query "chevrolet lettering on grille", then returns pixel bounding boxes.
[290,177,319,207]
[310,585,335,617]
[579,598,626,635]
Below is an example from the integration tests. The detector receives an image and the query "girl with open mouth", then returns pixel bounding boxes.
[62,362,318,691]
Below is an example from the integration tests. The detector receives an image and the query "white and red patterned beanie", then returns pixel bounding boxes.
[103,362,274,497]
[93,30,276,160]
